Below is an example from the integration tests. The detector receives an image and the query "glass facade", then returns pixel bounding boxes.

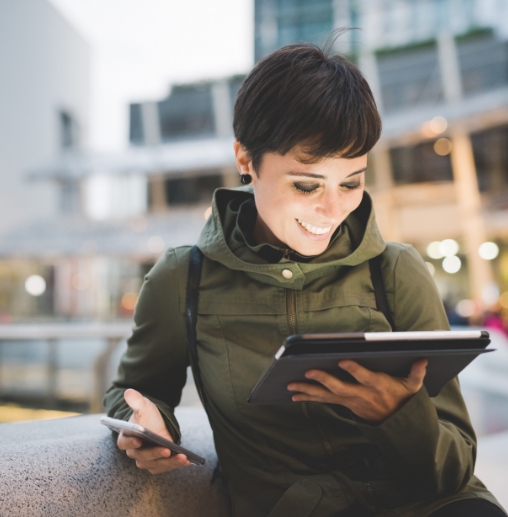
[457,32,508,96]
[158,83,215,142]
[377,43,443,113]
[254,0,333,62]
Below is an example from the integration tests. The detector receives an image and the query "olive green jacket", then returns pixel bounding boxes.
[105,187,503,517]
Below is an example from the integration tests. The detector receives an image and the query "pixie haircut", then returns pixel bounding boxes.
[233,43,382,172]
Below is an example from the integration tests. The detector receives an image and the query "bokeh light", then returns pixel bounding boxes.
[429,116,448,134]
[439,239,459,257]
[426,241,443,259]
[442,256,461,274]
[482,282,500,306]
[434,138,452,156]
[121,292,138,312]
[456,299,475,318]
[25,275,46,296]
[478,242,499,260]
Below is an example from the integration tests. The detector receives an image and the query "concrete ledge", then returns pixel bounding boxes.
[0,407,230,517]
[1,406,506,516]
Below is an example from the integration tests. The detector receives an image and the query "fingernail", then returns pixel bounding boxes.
[287,384,294,391]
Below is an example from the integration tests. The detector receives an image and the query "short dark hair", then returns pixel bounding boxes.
[233,43,382,172]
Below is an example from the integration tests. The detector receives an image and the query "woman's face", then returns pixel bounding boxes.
[234,143,367,257]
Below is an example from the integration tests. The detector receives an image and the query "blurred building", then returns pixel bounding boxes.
[0,0,90,320]
[0,77,244,320]
[3,0,508,321]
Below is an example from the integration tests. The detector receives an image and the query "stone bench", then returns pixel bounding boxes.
[0,407,230,517]
[1,406,507,516]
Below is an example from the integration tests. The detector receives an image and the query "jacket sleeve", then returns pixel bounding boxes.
[103,248,190,444]
[355,244,476,497]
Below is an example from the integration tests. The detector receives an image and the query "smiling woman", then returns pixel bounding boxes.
[104,42,505,517]
[236,145,367,256]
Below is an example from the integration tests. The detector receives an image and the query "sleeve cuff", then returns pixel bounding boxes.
[352,386,439,468]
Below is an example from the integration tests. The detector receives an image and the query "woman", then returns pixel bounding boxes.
[105,43,505,517]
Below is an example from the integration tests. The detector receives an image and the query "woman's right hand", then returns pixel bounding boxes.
[116,388,190,475]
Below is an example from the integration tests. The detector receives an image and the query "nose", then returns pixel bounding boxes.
[315,189,344,222]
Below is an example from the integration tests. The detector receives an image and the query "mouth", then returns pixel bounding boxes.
[296,219,333,238]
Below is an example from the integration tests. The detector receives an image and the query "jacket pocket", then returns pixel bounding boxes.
[267,479,322,517]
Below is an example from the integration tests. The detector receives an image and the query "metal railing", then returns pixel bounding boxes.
[0,323,132,413]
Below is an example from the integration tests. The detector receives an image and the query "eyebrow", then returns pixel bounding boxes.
[285,167,367,180]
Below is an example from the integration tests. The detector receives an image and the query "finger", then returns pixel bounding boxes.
[136,453,190,472]
[124,389,146,420]
[405,359,428,390]
[146,456,190,475]
[338,360,378,386]
[288,381,338,402]
[126,446,171,461]
[304,369,350,394]
[117,431,142,451]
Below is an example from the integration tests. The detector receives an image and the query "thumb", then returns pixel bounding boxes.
[124,389,146,418]
[406,359,428,391]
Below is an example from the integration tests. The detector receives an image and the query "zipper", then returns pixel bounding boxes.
[284,251,334,458]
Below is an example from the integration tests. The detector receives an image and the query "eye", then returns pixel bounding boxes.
[293,182,319,194]
[340,182,362,191]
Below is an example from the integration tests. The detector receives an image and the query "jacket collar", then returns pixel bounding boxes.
[197,186,386,290]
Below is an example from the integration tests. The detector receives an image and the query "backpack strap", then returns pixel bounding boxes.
[185,245,228,487]
[186,245,206,406]
[369,253,395,330]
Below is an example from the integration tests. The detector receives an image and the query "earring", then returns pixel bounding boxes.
[240,174,252,185]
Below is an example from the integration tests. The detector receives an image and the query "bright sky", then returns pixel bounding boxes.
[48,0,254,152]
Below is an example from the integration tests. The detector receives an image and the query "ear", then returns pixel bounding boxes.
[233,141,254,175]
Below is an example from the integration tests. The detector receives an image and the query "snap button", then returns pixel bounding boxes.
[282,269,293,279]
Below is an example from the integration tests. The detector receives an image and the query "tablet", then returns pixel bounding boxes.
[247,330,493,404]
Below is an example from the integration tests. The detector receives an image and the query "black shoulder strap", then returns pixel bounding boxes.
[186,245,206,406]
[186,245,227,486]
[369,254,395,330]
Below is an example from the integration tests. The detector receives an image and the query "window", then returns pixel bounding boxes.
[59,110,78,149]
[471,125,508,193]
[129,103,145,145]
[390,140,453,185]
[158,84,215,141]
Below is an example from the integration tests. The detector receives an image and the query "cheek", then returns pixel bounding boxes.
[345,189,364,213]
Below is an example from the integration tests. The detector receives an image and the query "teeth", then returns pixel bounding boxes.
[296,219,332,235]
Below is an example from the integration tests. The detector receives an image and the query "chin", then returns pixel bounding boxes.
[291,240,330,257]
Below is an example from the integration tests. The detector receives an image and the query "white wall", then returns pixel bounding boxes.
[0,0,90,234]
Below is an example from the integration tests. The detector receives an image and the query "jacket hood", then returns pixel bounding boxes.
[197,186,386,290]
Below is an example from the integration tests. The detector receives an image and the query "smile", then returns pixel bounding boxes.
[296,219,332,236]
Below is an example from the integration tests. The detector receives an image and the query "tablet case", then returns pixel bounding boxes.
[248,333,493,404]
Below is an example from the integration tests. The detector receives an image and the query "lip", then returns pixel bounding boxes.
[295,219,333,241]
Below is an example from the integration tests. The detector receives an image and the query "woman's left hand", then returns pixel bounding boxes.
[287,359,428,424]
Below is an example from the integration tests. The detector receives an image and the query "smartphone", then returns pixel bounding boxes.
[100,416,205,466]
